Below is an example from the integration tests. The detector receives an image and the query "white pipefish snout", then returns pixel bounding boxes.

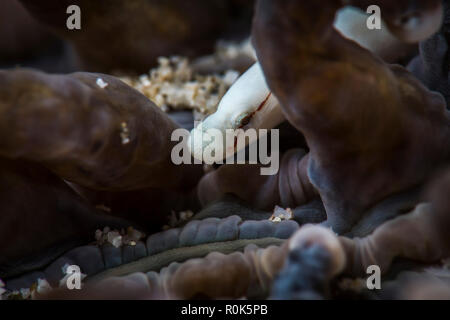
[188,63,284,162]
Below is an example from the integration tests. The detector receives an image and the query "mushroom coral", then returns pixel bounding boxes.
[34,173,450,300]
[201,0,450,234]
[3,0,450,301]
[4,214,298,292]
[37,226,338,299]
[272,183,450,299]
[37,244,287,299]
[198,149,317,211]
[274,169,450,298]
[339,202,450,276]
[188,6,419,164]
[0,69,203,227]
[282,168,450,289]
[173,172,450,299]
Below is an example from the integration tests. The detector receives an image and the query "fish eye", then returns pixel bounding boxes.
[234,112,252,128]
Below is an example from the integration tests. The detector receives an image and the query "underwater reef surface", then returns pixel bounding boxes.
[0,0,450,300]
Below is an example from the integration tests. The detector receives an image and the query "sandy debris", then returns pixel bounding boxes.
[191,38,257,75]
[120,56,239,116]
[1,276,64,300]
[96,77,109,89]
[32,279,52,298]
[120,121,130,145]
[94,226,146,248]
[211,38,256,63]
[269,206,294,223]
[1,286,32,300]
[163,209,194,230]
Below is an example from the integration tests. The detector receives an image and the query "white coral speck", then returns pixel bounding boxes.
[96,77,108,88]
